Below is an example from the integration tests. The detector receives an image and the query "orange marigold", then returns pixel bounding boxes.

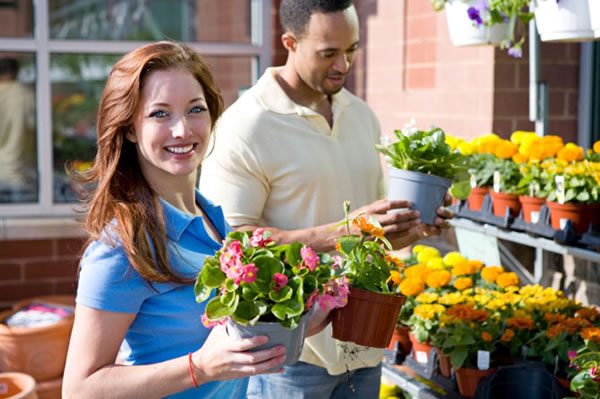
[546,323,567,339]
[495,140,519,159]
[481,332,493,342]
[544,313,566,324]
[496,272,520,289]
[593,140,600,154]
[399,278,425,297]
[426,270,452,289]
[512,153,528,164]
[557,143,584,162]
[580,327,600,344]
[387,270,403,286]
[353,216,384,239]
[501,329,515,342]
[481,266,504,283]
[576,307,600,322]
[385,253,404,268]
[507,317,534,330]
[454,277,473,291]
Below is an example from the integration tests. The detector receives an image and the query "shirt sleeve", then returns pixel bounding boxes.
[76,238,154,314]
[200,118,270,227]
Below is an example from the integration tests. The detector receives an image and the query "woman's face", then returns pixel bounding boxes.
[128,67,211,187]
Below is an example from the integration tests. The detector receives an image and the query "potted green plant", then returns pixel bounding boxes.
[569,336,600,398]
[376,124,471,224]
[466,153,496,211]
[330,202,407,348]
[488,156,523,217]
[194,229,346,366]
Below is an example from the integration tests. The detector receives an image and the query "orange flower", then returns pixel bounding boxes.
[593,140,600,154]
[453,277,473,290]
[426,270,452,288]
[335,241,343,253]
[481,332,493,342]
[496,272,520,289]
[512,153,528,164]
[495,140,518,159]
[507,317,534,330]
[576,307,600,322]
[399,278,425,297]
[481,266,504,283]
[544,313,566,324]
[501,329,515,342]
[387,270,403,286]
[580,327,600,344]
[546,323,567,338]
[353,216,384,239]
[385,253,404,268]
[557,143,584,162]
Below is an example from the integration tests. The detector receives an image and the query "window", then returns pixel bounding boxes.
[0,0,271,217]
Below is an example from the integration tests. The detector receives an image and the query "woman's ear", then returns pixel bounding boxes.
[125,129,137,143]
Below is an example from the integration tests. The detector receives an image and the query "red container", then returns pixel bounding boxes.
[408,332,433,364]
[332,288,406,348]
[455,367,495,398]
[436,348,452,378]
[467,187,489,211]
[547,201,600,234]
[518,195,546,223]
[387,324,412,356]
[489,190,521,217]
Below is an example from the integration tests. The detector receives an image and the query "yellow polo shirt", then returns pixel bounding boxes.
[200,67,386,375]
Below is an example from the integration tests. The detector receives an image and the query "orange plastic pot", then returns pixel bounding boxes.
[455,367,495,398]
[408,332,433,364]
[489,190,521,217]
[436,348,452,378]
[387,324,412,356]
[332,288,406,348]
[467,187,489,211]
[518,195,546,223]
[547,201,600,234]
[35,376,62,399]
[0,372,37,399]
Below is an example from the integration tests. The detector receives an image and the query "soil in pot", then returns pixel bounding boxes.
[332,287,406,348]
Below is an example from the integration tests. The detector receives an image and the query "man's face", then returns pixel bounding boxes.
[292,6,359,96]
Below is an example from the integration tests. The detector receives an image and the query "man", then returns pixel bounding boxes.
[200,0,451,397]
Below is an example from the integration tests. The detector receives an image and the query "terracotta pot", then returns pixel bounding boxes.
[0,372,38,399]
[436,348,452,378]
[547,201,600,234]
[489,190,521,217]
[455,367,494,398]
[332,288,406,348]
[387,324,412,355]
[518,195,546,223]
[467,187,489,211]
[408,332,433,364]
[0,296,75,382]
[35,376,61,399]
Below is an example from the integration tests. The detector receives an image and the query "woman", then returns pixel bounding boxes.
[62,41,294,399]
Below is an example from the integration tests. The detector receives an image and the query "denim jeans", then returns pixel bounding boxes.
[246,361,382,399]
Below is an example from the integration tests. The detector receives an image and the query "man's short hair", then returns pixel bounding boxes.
[0,57,18,79]
[280,0,353,38]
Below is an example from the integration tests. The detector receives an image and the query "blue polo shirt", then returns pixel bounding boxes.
[77,190,247,398]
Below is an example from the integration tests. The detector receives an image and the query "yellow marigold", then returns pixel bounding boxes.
[458,141,475,155]
[512,153,528,164]
[556,143,584,162]
[501,328,515,342]
[399,278,425,297]
[427,257,446,270]
[439,292,464,305]
[496,272,520,289]
[416,292,440,304]
[412,244,427,254]
[511,131,535,145]
[594,140,600,154]
[387,270,403,286]
[353,216,384,239]
[481,332,493,342]
[495,140,519,159]
[454,277,474,291]
[442,251,465,267]
[445,135,464,152]
[486,298,507,311]
[417,247,441,264]
[426,270,452,288]
[481,266,504,283]
[414,304,446,320]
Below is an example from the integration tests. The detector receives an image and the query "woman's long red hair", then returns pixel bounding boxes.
[73,41,223,284]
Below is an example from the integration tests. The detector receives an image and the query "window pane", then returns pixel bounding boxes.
[0,0,34,38]
[51,53,119,203]
[0,53,37,203]
[49,0,251,43]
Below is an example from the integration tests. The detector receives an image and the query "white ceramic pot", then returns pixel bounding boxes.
[535,0,594,42]
[445,0,508,46]
[589,0,600,38]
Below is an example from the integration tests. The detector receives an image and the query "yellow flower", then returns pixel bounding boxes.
[495,140,518,159]
[594,140,600,154]
[458,141,476,155]
[439,292,464,305]
[416,292,440,304]
[442,252,465,267]
[412,244,427,254]
[416,247,441,264]
[414,304,445,320]
[454,277,473,290]
[481,266,504,283]
[427,257,445,270]
[496,272,520,289]
[445,135,464,152]
[512,153,528,164]
[556,143,584,162]
[426,270,452,289]
[404,264,432,283]
[399,278,425,297]
[511,131,535,145]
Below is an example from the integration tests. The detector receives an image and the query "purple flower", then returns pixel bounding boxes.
[508,46,522,58]
[467,7,483,25]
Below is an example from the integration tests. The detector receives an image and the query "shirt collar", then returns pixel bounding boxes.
[257,66,353,116]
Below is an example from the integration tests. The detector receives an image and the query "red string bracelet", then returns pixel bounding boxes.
[188,352,199,389]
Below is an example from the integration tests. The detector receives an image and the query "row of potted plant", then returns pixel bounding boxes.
[431,0,600,58]
[447,131,600,234]
[390,244,600,398]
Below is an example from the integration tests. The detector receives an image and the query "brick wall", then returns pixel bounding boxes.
[0,238,84,309]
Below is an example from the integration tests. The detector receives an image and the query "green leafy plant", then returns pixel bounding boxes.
[515,161,551,198]
[541,160,600,204]
[375,125,472,199]
[194,229,346,329]
[492,156,523,195]
[468,153,496,188]
[568,339,600,399]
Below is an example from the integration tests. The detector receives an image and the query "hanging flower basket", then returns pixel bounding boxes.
[445,0,508,46]
[534,0,595,42]
[590,0,600,38]
[332,288,406,348]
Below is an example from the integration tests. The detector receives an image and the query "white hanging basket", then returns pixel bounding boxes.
[534,0,595,42]
[445,0,508,46]
[589,0,600,38]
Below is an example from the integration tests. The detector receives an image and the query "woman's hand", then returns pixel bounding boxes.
[191,324,286,385]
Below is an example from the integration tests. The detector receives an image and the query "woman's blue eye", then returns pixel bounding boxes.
[150,110,167,118]
[190,106,206,114]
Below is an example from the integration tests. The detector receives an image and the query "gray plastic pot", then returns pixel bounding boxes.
[226,310,312,369]
[388,168,452,224]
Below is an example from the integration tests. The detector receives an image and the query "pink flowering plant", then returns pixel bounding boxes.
[195,229,348,329]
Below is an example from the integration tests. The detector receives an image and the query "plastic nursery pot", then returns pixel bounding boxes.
[454,367,494,398]
[226,310,312,369]
[387,168,451,225]
[444,0,508,46]
[468,187,489,211]
[518,195,547,223]
[387,324,412,355]
[489,190,521,218]
[435,348,452,378]
[547,201,600,234]
[331,287,406,348]
[555,376,574,393]
[407,332,433,365]
[534,0,594,42]
[0,296,75,382]
[0,372,38,399]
